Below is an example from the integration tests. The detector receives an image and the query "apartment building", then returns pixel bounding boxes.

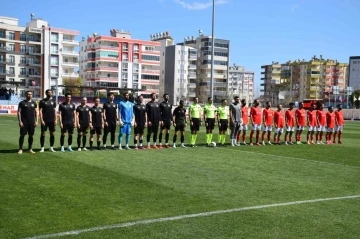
[180,32,230,103]
[0,15,79,98]
[149,32,175,99]
[228,64,254,104]
[164,45,197,105]
[261,56,348,103]
[80,29,160,101]
[348,56,360,90]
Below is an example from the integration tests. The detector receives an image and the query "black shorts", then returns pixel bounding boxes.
[219,119,229,131]
[206,118,215,130]
[148,124,159,134]
[77,126,89,133]
[175,123,185,132]
[134,125,145,135]
[104,123,116,133]
[161,120,172,130]
[41,122,55,132]
[61,124,74,134]
[90,127,102,135]
[20,124,35,136]
[190,118,201,132]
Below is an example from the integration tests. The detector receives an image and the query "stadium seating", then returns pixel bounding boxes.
[0,94,21,105]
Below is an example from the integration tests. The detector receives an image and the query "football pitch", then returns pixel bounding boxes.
[0,115,359,239]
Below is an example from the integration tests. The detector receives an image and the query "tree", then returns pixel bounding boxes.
[350,90,360,109]
[63,77,82,97]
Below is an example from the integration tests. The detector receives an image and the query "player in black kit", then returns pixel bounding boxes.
[39,89,57,152]
[102,93,119,150]
[89,97,104,150]
[172,100,187,148]
[17,91,38,154]
[133,95,147,150]
[146,93,161,149]
[76,97,91,151]
[59,93,76,152]
[159,93,172,148]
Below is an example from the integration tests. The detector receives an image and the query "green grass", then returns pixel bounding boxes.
[0,115,359,239]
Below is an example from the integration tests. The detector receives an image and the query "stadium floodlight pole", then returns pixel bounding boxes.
[210,0,215,99]
[55,77,59,106]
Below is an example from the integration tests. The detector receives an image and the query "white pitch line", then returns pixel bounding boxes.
[220,147,360,170]
[24,194,360,239]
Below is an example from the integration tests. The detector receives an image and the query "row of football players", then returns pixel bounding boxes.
[16,90,344,154]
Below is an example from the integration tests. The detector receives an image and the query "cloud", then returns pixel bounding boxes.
[174,0,228,10]
[291,4,298,11]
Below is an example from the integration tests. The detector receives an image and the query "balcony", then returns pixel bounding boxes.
[214,82,227,87]
[62,61,79,67]
[26,38,41,44]
[0,46,8,52]
[50,73,59,78]
[189,54,197,60]
[4,70,15,77]
[62,50,78,56]
[27,80,41,88]
[27,72,41,78]
[96,66,118,72]
[62,39,79,46]
[26,50,41,55]
[0,70,6,76]
[260,83,265,86]
[188,73,196,79]
[188,64,196,69]
[187,92,196,97]
[187,83,196,88]
[62,72,79,78]
[0,59,5,64]
[142,69,160,75]
[28,61,41,67]
[95,77,118,82]
[6,59,15,65]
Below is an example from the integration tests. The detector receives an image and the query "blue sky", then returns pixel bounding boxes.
[2,0,360,96]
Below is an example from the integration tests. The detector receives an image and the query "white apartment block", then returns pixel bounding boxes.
[181,32,230,103]
[0,15,79,98]
[164,45,197,105]
[79,29,161,101]
[228,64,254,104]
[348,56,360,90]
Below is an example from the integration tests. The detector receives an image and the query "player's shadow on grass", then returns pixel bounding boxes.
[0,149,21,154]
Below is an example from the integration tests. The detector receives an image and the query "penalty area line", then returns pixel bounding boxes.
[24,194,360,239]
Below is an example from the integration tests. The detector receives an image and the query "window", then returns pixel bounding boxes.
[202,60,227,66]
[96,51,118,58]
[28,46,34,53]
[122,43,128,51]
[20,34,26,41]
[122,53,128,61]
[0,66,4,73]
[9,67,14,74]
[145,46,156,51]
[20,56,26,64]
[9,55,15,63]
[134,44,139,53]
[28,57,34,64]
[19,45,26,53]
[8,44,14,52]
[20,68,26,75]
[121,73,128,81]
[51,56,58,65]
[141,74,159,80]
[142,55,160,61]
[122,62,128,72]
[51,45,58,53]
[51,33,59,42]
[28,35,34,41]
[0,31,5,38]
[8,32,15,40]
[50,68,58,77]
[87,52,96,59]
[133,64,139,73]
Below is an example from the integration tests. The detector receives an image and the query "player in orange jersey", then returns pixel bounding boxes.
[284,102,295,145]
[237,99,249,145]
[261,101,274,145]
[316,103,327,144]
[333,104,344,144]
[249,99,262,146]
[273,104,285,145]
[295,102,306,145]
[306,104,317,144]
[326,106,336,144]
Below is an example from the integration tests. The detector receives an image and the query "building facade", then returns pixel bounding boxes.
[0,15,79,98]
[180,33,230,103]
[348,56,360,90]
[261,56,348,104]
[228,64,254,104]
[80,29,160,102]
[164,45,197,105]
